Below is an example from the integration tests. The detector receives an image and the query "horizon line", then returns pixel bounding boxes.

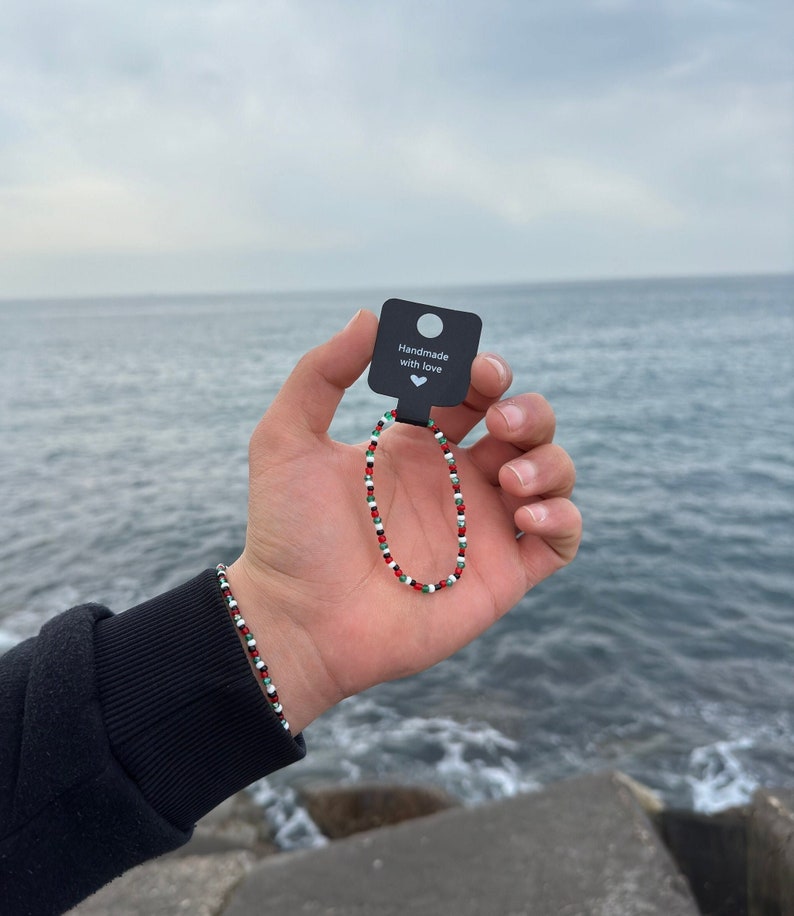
[1,268,791,306]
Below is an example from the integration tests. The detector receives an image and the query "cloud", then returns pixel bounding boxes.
[0,0,791,295]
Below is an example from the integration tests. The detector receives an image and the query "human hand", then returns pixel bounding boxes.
[227,310,581,732]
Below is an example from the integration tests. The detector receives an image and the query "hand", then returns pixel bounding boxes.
[227,310,581,733]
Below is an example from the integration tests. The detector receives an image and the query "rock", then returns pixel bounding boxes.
[225,771,699,916]
[67,851,256,916]
[655,805,748,916]
[748,788,794,916]
[299,783,459,839]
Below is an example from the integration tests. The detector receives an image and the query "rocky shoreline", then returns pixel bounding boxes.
[68,771,794,916]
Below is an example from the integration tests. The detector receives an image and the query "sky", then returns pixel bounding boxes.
[0,0,792,298]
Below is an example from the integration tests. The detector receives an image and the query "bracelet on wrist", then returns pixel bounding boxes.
[215,564,290,732]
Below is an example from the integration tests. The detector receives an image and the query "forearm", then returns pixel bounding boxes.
[0,570,305,915]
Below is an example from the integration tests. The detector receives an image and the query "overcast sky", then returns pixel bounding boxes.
[1,0,792,298]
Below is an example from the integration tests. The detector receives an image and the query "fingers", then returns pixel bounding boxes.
[431,353,512,443]
[468,393,559,483]
[263,309,379,439]
[516,497,583,579]
[485,393,556,451]
[498,443,576,500]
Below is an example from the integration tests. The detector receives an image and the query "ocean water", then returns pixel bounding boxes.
[1,274,792,847]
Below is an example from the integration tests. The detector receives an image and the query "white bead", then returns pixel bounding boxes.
[255,659,266,669]
[247,638,256,648]
[266,684,277,695]
[388,560,397,568]
[236,618,246,628]
[458,536,467,544]
[282,720,290,730]
[427,584,435,592]
[447,577,456,586]
[273,702,283,714]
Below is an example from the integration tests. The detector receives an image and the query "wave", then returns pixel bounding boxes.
[250,696,540,849]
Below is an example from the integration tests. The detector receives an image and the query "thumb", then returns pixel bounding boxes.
[263,309,379,439]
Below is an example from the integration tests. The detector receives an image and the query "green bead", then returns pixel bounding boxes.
[455,498,463,505]
[421,585,430,593]
[379,543,389,550]
[399,575,407,582]
[263,677,272,685]
[367,496,375,503]
[439,437,447,444]
[366,450,374,458]
[373,517,381,524]
[451,476,459,484]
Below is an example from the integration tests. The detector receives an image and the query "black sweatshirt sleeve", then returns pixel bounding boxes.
[0,570,306,916]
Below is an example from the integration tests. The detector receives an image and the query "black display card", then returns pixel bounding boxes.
[368,299,483,426]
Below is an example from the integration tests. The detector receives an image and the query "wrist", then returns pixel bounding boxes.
[224,554,342,734]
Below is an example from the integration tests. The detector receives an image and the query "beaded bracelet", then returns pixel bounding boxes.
[366,409,466,594]
[215,564,290,731]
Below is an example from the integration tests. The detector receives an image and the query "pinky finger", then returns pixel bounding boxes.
[514,498,583,587]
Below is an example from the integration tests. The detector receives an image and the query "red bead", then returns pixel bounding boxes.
[371,509,379,517]
[458,526,466,534]
[394,568,402,576]
[413,583,423,590]
[240,626,250,635]
[377,535,387,543]
[448,465,457,472]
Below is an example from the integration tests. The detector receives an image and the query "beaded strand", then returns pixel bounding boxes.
[366,409,467,593]
[215,564,290,731]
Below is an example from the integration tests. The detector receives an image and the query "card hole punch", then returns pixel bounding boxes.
[417,312,444,339]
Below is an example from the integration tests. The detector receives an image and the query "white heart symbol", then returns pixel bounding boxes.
[410,374,428,387]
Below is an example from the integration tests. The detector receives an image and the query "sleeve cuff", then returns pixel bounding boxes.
[94,570,306,831]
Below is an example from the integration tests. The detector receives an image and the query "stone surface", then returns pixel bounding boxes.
[655,805,748,916]
[224,771,699,916]
[67,851,256,916]
[748,788,794,916]
[300,782,459,839]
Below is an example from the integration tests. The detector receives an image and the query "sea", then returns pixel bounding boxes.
[1,274,792,848]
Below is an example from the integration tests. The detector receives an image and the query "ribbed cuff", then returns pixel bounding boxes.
[94,570,306,831]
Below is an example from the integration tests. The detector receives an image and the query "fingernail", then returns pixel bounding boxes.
[527,503,549,523]
[495,402,524,432]
[343,310,362,332]
[508,459,538,488]
[482,354,508,384]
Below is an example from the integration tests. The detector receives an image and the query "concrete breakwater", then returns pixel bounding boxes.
[69,771,794,916]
